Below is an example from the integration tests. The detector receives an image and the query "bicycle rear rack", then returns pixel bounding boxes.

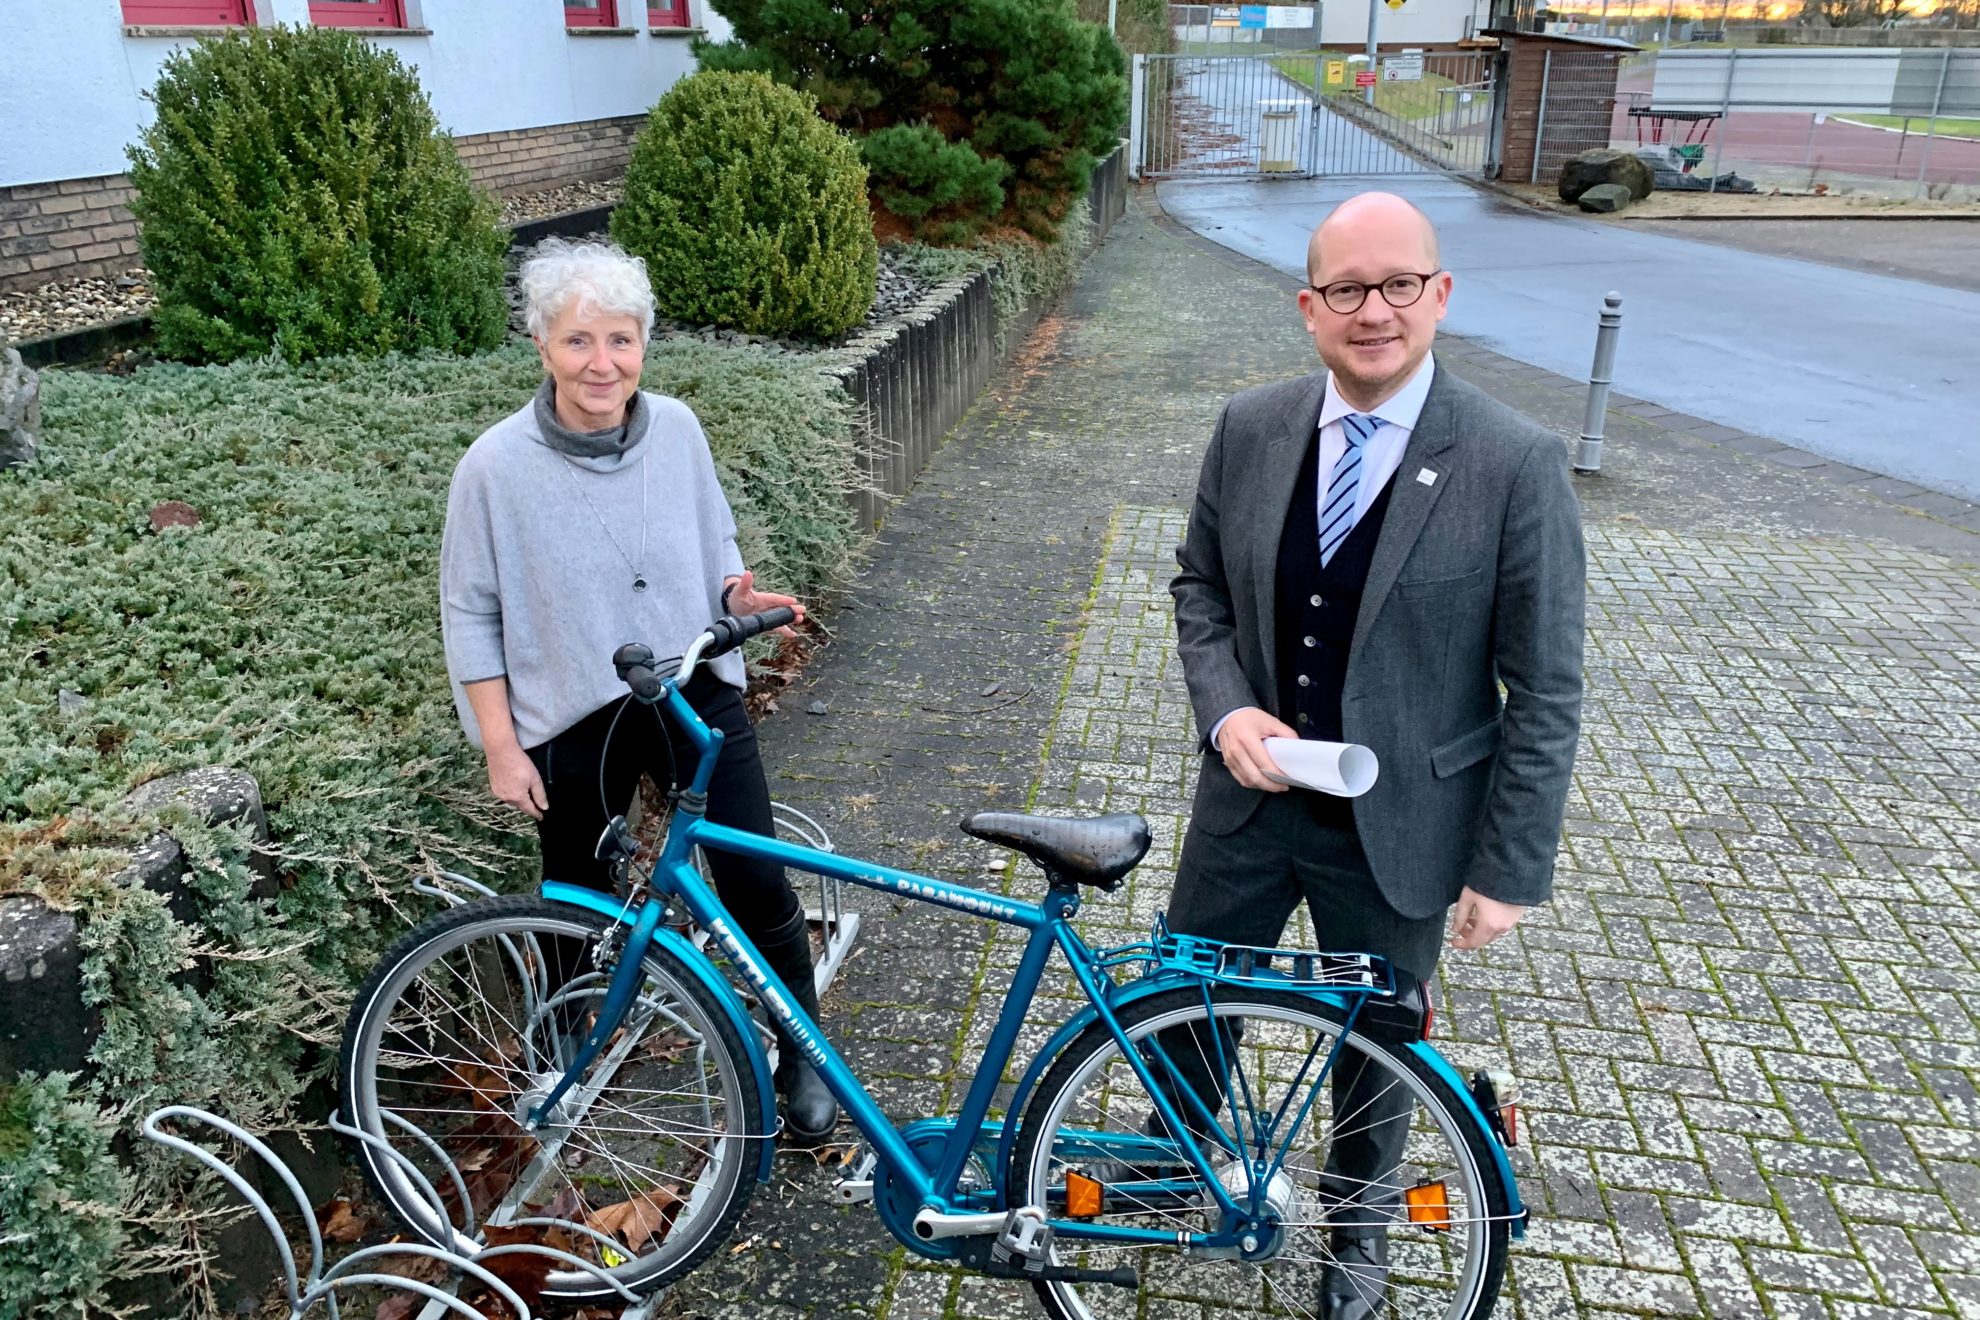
[141,1105,657,1320]
[1099,917,1397,994]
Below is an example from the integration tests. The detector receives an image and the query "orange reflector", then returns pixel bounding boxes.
[1503,1104,1519,1147]
[1066,1170,1104,1218]
[1405,1180,1452,1231]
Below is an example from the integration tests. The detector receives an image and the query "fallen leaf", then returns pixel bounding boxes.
[587,1186,686,1252]
[370,1247,454,1320]
[148,500,200,532]
[527,1184,591,1225]
[642,1030,693,1064]
[315,1197,366,1244]
[464,1222,577,1311]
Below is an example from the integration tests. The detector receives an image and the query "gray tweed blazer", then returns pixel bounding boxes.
[1170,364,1586,919]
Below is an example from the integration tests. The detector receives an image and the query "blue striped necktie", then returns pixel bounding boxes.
[1319,413,1382,566]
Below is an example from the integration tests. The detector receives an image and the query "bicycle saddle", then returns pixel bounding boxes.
[960,811,1152,891]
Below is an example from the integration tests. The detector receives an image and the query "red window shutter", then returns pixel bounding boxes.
[121,0,251,24]
[566,0,619,27]
[308,0,408,27]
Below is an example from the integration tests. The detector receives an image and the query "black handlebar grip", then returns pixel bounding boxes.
[704,607,798,659]
[612,642,664,700]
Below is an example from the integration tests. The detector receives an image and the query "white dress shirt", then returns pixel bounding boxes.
[1209,353,1438,752]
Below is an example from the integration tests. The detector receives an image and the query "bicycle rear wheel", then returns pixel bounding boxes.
[1009,986,1510,1320]
[338,895,762,1301]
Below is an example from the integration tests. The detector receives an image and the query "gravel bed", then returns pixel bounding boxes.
[496,177,623,226]
[4,172,944,357]
[0,268,153,343]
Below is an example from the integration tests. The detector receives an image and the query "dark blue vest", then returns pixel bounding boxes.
[1275,430,1397,823]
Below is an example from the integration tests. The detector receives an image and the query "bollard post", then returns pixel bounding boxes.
[1575,291,1624,475]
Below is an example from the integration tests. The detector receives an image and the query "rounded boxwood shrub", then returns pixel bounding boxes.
[126,26,508,365]
[611,71,878,340]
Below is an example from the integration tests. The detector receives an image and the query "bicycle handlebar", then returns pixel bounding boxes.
[613,607,797,701]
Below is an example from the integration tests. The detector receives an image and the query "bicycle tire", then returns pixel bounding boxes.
[338,894,762,1301]
[1008,985,1511,1320]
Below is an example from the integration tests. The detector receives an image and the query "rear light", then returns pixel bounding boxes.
[1421,983,1435,1040]
[1470,1066,1521,1148]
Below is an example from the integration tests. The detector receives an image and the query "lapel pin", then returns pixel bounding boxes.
[1417,468,1438,486]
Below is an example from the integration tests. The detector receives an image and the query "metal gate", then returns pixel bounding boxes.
[1131,51,1499,180]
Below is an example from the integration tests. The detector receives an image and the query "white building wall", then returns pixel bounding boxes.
[0,0,731,188]
[1316,0,1488,48]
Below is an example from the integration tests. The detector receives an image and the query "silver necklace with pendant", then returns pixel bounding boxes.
[557,451,650,593]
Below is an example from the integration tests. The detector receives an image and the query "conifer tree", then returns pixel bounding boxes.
[696,0,1126,242]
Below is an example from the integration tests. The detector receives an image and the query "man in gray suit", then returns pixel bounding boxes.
[1167,191,1585,1318]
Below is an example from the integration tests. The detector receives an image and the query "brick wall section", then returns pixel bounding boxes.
[1498,43,1547,183]
[0,113,647,297]
[451,113,646,198]
[0,174,141,296]
[1497,39,1624,185]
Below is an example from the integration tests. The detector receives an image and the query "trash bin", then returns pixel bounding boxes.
[1259,98,1304,172]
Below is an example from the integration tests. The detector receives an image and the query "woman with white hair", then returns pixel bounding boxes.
[438,237,837,1142]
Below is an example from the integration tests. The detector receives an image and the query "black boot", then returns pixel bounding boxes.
[756,910,839,1144]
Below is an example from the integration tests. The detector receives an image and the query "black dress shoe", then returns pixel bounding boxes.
[1319,1233,1389,1320]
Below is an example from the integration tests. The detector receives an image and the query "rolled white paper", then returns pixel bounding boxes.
[1260,738,1379,798]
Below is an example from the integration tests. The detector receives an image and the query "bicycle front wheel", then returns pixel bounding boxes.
[338,895,762,1301]
[1009,986,1510,1320]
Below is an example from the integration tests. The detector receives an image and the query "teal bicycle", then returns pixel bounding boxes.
[339,609,1527,1318]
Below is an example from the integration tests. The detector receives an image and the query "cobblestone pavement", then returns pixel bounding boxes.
[653,197,1980,1320]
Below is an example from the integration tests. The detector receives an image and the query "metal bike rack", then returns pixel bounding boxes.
[140,1105,657,1320]
[770,801,861,998]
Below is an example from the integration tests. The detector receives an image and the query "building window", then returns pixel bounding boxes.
[309,0,408,26]
[121,0,251,24]
[649,0,689,26]
[566,0,618,27]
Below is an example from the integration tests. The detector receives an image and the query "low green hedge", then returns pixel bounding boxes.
[0,339,857,1316]
[891,194,1095,353]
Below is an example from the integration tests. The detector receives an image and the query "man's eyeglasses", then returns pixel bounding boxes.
[1308,271,1442,315]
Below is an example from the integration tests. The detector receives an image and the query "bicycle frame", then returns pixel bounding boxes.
[531,665,1526,1257]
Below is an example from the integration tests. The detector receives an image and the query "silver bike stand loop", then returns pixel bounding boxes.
[140,1104,658,1320]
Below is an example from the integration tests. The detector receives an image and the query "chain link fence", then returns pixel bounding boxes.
[1538,46,1980,200]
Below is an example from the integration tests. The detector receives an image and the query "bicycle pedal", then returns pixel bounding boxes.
[832,1149,878,1205]
[990,1206,1052,1275]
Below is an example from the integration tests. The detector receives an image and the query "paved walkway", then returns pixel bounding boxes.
[1155,173,1980,505]
[653,194,1980,1320]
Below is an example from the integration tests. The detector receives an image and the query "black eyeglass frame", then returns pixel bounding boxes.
[1306,270,1444,315]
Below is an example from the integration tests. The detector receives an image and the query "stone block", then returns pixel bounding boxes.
[0,895,91,1076]
[121,765,279,899]
[1,343,40,470]
[1559,147,1654,204]
[1577,183,1635,214]
[0,767,275,1084]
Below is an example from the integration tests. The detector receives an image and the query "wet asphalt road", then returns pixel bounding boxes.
[1156,173,1980,502]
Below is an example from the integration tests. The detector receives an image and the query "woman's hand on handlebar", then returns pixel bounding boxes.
[487,743,549,820]
[723,571,804,637]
